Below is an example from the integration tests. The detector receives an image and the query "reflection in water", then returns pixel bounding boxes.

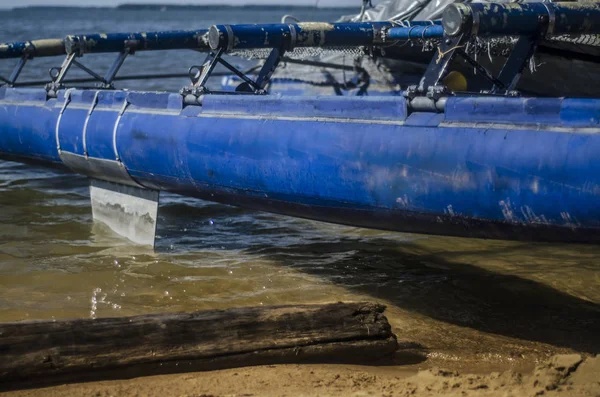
[1,161,600,369]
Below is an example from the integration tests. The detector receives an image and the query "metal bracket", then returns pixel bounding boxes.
[113,98,130,163]
[55,88,74,153]
[419,24,543,96]
[47,53,77,96]
[181,37,291,99]
[103,49,130,87]
[455,49,506,90]
[254,46,286,91]
[82,90,101,158]
[46,47,132,97]
[72,59,105,84]
[418,34,467,94]
[196,49,222,88]
[0,56,29,87]
[414,2,549,97]
[219,55,265,93]
[491,36,538,94]
[183,47,225,96]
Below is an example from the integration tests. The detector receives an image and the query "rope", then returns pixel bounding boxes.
[436,45,465,64]
[281,15,300,23]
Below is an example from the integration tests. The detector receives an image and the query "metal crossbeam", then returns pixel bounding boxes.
[72,59,105,83]
[493,36,539,93]
[0,56,30,87]
[46,47,135,95]
[183,36,292,97]
[103,49,130,85]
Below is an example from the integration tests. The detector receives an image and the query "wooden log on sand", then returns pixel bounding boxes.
[0,302,397,385]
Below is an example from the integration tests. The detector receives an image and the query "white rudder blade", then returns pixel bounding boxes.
[89,179,159,247]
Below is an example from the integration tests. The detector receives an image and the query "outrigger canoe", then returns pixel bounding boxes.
[2,2,600,246]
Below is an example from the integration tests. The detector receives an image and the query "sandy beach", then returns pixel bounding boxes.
[4,353,598,397]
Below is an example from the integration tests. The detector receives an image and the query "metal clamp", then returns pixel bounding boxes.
[82,90,101,157]
[0,56,29,87]
[225,25,235,52]
[287,24,298,51]
[180,43,280,99]
[55,88,74,152]
[542,2,556,36]
[113,98,130,163]
[47,53,76,96]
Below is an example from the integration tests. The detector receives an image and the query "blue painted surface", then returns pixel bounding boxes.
[65,30,209,55]
[58,90,97,155]
[2,87,600,242]
[0,88,59,162]
[85,91,127,160]
[0,41,33,59]
[210,22,392,50]
[0,39,65,59]
[446,96,600,126]
[200,95,407,120]
[0,30,208,59]
[387,24,443,41]
[449,2,600,37]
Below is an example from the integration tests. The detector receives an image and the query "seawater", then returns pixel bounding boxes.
[0,5,599,368]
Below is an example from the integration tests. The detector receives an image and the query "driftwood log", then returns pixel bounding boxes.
[0,302,397,385]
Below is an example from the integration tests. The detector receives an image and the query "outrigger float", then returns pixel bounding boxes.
[2,2,600,246]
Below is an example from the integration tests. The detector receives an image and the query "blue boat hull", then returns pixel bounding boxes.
[2,87,600,243]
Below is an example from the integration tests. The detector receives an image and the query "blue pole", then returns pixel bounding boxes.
[0,39,65,59]
[443,2,600,37]
[387,24,444,41]
[65,30,209,55]
[208,22,393,51]
[0,30,209,59]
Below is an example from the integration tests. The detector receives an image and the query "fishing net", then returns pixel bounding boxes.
[549,34,600,47]
[228,0,600,92]
[228,45,396,87]
[228,35,520,88]
[229,47,365,61]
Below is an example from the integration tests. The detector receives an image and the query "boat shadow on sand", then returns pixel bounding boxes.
[242,234,600,357]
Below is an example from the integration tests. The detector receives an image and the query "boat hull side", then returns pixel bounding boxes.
[2,88,600,242]
[0,88,61,164]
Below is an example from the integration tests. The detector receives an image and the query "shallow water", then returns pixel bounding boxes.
[0,5,599,369]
